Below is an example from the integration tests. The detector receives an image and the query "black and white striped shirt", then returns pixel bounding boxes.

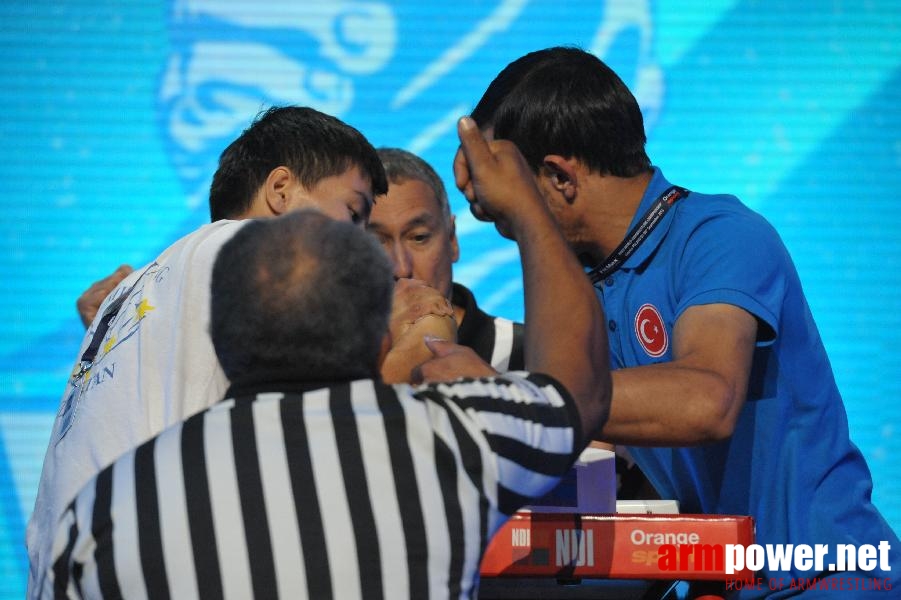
[452,283,524,372]
[44,373,582,599]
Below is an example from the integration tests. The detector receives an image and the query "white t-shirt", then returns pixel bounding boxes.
[26,220,248,594]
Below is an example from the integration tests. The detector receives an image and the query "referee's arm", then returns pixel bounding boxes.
[453,118,611,443]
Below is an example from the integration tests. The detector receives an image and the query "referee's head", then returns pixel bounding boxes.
[210,209,394,383]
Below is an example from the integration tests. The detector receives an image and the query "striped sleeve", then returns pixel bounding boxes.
[488,318,514,371]
[419,372,582,514]
[44,457,112,599]
[133,437,169,596]
[91,466,121,598]
[47,503,80,599]
[488,317,525,372]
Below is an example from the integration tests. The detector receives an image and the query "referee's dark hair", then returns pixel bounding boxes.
[210,210,394,382]
[208,106,388,222]
[470,46,651,178]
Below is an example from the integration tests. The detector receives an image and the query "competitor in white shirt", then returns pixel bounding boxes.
[26,106,393,594]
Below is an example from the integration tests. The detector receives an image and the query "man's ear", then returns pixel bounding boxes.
[263,166,294,215]
[540,155,579,203]
[448,215,460,263]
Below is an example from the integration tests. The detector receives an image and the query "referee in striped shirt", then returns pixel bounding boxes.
[44,119,612,599]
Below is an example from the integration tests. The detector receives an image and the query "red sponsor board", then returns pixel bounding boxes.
[480,512,755,581]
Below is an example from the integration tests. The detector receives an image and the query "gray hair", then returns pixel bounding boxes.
[211,210,394,382]
[377,147,451,222]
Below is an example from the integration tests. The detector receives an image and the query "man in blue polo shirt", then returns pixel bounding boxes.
[455,46,898,597]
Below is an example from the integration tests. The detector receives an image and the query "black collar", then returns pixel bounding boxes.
[452,282,493,349]
[224,372,378,400]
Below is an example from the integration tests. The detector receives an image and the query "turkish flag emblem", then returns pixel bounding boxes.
[634,303,668,358]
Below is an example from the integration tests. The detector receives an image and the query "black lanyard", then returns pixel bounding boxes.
[79,293,129,365]
[71,265,149,381]
[587,185,689,286]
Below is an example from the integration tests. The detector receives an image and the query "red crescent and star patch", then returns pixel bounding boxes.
[634,303,668,358]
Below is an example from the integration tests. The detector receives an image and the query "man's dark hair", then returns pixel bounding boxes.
[471,46,651,177]
[208,106,388,221]
[210,210,393,382]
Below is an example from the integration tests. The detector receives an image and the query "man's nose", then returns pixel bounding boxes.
[391,243,413,280]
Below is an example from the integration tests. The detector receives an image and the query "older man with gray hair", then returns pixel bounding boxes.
[372,147,525,374]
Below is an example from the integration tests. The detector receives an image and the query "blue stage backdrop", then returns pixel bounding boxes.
[1,0,898,595]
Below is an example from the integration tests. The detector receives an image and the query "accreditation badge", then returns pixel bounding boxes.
[56,361,91,444]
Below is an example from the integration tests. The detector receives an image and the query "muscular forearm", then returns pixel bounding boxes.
[596,303,757,446]
[513,206,611,439]
[453,117,612,439]
[599,362,742,446]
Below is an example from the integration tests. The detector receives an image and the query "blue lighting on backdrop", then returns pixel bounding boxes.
[0,0,898,595]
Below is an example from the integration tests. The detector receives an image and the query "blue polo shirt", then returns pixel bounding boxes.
[596,168,898,596]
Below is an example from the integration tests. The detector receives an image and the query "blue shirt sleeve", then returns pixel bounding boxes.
[673,199,790,345]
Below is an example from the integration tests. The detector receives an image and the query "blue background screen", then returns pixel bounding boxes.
[0,1,898,593]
